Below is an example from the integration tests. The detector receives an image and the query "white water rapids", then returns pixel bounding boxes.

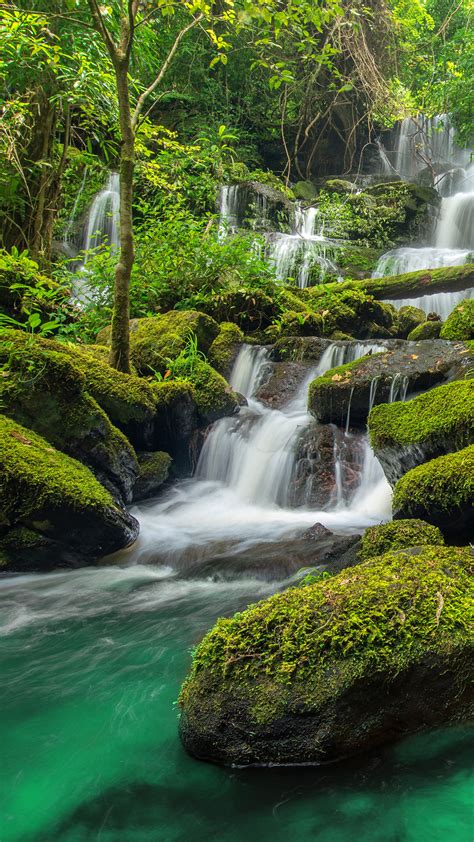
[125,344,393,573]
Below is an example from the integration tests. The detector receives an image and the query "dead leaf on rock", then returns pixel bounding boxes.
[10,430,32,446]
[410,354,418,359]
[332,373,344,381]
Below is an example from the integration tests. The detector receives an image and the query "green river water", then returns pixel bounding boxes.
[1,563,473,842]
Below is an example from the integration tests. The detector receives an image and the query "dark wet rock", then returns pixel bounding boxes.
[255,361,315,409]
[272,336,330,363]
[302,523,333,541]
[179,547,473,766]
[133,451,172,502]
[309,340,472,428]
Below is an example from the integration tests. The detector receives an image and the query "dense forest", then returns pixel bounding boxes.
[0,1,473,840]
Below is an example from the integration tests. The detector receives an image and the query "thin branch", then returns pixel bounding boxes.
[131,14,203,130]
[87,0,117,60]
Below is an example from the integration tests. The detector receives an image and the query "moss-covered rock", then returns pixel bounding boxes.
[440,299,474,341]
[393,445,474,538]
[369,379,474,485]
[150,380,197,475]
[272,336,331,363]
[302,286,396,338]
[133,451,172,501]
[293,181,318,201]
[96,310,219,376]
[309,340,471,427]
[181,360,239,425]
[179,546,473,765]
[396,305,426,338]
[0,330,139,502]
[407,321,442,341]
[334,245,382,280]
[0,415,138,569]
[358,520,444,562]
[208,322,244,378]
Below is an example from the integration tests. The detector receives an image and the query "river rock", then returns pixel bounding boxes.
[369,379,474,485]
[255,361,315,409]
[179,546,473,765]
[308,340,471,427]
[0,415,138,570]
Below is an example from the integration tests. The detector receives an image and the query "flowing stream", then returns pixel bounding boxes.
[1,342,473,841]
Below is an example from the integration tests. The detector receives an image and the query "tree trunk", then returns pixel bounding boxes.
[109,61,135,374]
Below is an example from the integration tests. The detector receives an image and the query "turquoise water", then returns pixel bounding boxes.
[1,564,473,842]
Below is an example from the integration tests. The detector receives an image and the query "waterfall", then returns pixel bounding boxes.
[435,190,474,250]
[82,172,120,259]
[218,185,241,237]
[383,288,473,320]
[63,166,88,245]
[373,246,471,278]
[266,203,341,288]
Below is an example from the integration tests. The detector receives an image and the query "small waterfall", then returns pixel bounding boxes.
[266,203,341,288]
[218,185,241,237]
[435,191,474,250]
[229,344,269,396]
[383,288,473,320]
[63,166,88,245]
[82,172,120,259]
[375,114,472,181]
[373,247,471,278]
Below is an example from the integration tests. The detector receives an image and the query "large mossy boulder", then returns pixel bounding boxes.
[208,322,244,378]
[96,310,219,376]
[396,305,426,338]
[0,415,138,570]
[369,379,474,485]
[182,360,240,425]
[308,340,471,427]
[179,546,473,766]
[302,287,396,339]
[358,519,444,562]
[393,446,474,539]
[407,321,442,341]
[0,330,139,502]
[440,299,474,341]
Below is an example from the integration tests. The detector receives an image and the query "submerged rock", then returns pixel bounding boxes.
[0,415,138,570]
[179,546,473,766]
[308,340,471,427]
[369,378,474,485]
[393,445,474,540]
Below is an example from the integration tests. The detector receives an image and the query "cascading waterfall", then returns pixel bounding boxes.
[63,166,88,246]
[373,114,473,317]
[82,172,120,258]
[131,342,392,570]
[266,204,341,288]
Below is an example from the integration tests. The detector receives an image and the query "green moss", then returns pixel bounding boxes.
[293,181,318,201]
[309,353,385,393]
[334,245,382,279]
[174,359,238,422]
[440,299,474,341]
[396,305,426,338]
[137,451,171,483]
[393,445,474,519]
[358,520,444,561]
[279,310,324,337]
[407,321,442,340]
[96,311,219,376]
[208,322,244,375]
[0,414,115,523]
[180,546,472,724]
[369,379,474,451]
[329,331,355,341]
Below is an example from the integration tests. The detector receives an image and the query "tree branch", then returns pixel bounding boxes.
[131,14,203,130]
[87,0,117,60]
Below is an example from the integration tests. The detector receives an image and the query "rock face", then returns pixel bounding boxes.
[179,547,473,766]
[393,446,474,540]
[0,415,138,570]
[369,379,474,486]
[308,340,471,427]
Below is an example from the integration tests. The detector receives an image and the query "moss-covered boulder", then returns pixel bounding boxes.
[0,330,139,502]
[272,336,331,363]
[358,520,444,562]
[440,300,474,341]
[133,451,172,502]
[302,286,396,338]
[334,245,382,280]
[396,305,426,338]
[0,415,138,570]
[96,310,219,376]
[407,321,442,341]
[393,446,474,539]
[179,546,473,765]
[182,360,240,425]
[150,380,197,475]
[308,340,471,427]
[369,379,474,485]
[293,181,318,201]
[208,322,244,378]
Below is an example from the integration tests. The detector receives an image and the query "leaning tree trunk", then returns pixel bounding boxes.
[109,61,135,374]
